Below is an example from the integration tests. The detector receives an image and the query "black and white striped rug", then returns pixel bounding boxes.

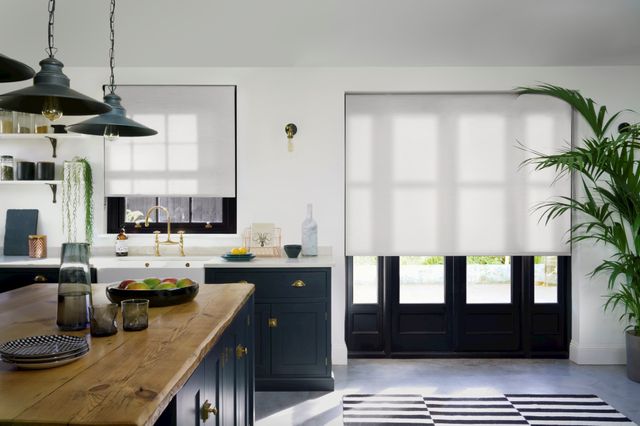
[342,394,636,425]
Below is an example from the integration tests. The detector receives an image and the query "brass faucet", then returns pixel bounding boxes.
[144,205,185,256]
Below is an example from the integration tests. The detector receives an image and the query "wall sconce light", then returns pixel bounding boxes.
[285,123,297,152]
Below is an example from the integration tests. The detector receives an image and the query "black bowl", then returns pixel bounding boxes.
[283,244,302,258]
[106,282,199,307]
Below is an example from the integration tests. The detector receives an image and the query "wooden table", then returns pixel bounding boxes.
[0,283,254,425]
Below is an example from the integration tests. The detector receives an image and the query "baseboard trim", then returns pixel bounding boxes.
[256,376,334,391]
[569,341,626,365]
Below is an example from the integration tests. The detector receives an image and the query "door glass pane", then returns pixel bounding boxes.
[400,256,445,304]
[352,256,378,304]
[466,256,511,304]
[534,256,558,303]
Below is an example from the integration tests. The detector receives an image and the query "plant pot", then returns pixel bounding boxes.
[626,330,640,382]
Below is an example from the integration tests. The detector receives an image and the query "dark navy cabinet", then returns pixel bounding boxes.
[206,267,333,391]
[0,267,97,293]
[158,296,254,426]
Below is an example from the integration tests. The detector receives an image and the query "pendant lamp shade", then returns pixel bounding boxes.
[0,57,111,116]
[0,54,35,83]
[67,93,157,137]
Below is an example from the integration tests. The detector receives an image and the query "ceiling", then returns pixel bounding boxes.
[1,0,639,68]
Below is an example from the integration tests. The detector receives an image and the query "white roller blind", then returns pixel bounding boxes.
[105,85,236,197]
[345,93,571,256]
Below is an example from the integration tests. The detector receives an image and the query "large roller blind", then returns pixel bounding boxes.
[105,85,236,197]
[345,93,572,256]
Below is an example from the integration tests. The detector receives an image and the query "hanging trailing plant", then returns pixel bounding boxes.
[62,157,94,244]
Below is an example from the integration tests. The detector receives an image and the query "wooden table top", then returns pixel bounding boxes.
[0,283,254,425]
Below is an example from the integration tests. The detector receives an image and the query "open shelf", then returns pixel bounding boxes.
[0,180,62,203]
[0,133,94,158]
[0,133,89,139]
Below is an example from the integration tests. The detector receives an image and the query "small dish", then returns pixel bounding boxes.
[221,253,256,262]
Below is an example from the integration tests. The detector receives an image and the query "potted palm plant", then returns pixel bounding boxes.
[518,84,640,382]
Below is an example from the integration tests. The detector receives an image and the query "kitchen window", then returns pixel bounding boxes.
[106,196,236,234]
[104,85,237,234]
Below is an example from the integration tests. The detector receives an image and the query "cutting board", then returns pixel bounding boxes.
[3,209,38,256]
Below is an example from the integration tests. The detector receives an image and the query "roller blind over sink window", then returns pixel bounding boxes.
[104,85,236,197]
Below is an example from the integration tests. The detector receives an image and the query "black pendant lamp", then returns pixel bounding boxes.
[0,54,35,83]
[0,0,111,121]
[67,0,156,140]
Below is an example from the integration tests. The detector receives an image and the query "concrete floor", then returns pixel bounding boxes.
[256,358,640,426]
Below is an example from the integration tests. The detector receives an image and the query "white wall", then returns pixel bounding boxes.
[1,66,638,365]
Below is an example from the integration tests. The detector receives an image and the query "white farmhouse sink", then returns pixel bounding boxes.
[96,256,207,283]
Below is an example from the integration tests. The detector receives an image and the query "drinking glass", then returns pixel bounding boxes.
[121,299,149,331]
[90,303,118,337]
[56,243,92,331]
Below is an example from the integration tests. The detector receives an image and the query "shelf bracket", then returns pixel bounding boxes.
[46,183,58,203]
[45,136,58,158]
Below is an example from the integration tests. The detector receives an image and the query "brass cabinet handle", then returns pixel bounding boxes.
[268,318,278,328]
[238,280,248,284]
[201,399,218,420]
[185,262,190,267]
[291,280,306,288]
[144,262,150,268]
[33,275,47,283]
[236,344,248,359]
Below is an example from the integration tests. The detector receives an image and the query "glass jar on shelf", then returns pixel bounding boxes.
[34,115,49,134]
[15,112,34,134]
[1,155,14,181]
[0,110,13,133]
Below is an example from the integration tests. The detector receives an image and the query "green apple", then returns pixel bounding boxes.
[156,282,177,290]
[176,278,194,288]
[143,278,162,289]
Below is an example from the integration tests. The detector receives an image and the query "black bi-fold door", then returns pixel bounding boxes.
[347,255,570,357]
[389,257,454,353]
[452,256,521,352]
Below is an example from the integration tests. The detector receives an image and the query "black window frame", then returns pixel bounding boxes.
[107,197,237,234]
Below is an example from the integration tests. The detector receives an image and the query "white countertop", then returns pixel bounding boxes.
[0,254,335,269]
[0,256,61,268]
[203,255,334,268]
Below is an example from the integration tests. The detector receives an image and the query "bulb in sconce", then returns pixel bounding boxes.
[288,140,294,152]
[42,96,63,121]
[104,125,119,142]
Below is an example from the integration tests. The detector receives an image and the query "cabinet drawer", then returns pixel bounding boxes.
[207,269,329,300]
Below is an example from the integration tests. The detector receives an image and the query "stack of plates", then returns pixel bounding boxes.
[221,252,256,262]
[0,335,89,370]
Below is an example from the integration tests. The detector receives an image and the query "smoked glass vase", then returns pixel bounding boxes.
[56,243,92,331]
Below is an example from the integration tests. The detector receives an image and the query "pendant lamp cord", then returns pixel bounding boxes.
[107,0,117,94]
[46,0,57,58]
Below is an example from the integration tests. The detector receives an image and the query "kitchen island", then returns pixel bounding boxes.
[0,283,255,425]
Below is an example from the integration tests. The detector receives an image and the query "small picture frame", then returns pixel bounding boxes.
[250,223,276,248]
[244,225,282,257]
